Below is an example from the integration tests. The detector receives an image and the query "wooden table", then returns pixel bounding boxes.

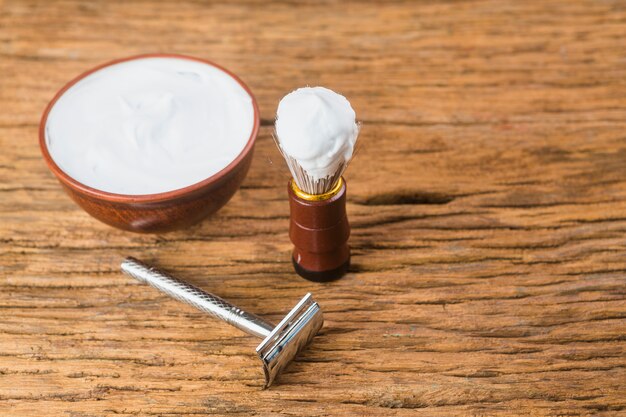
[1,1,625,415]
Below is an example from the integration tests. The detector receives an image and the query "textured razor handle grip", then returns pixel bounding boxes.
[121,257,274,339]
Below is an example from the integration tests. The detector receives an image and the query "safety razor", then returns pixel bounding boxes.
[120,257,323,388]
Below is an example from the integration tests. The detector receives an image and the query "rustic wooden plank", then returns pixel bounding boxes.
[1,0,625,415]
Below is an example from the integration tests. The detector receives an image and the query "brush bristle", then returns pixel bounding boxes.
[273,124,359,195]
[282,153,347,195]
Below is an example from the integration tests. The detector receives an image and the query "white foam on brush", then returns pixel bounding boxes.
[275,87,358,181]
[45,57,254,195]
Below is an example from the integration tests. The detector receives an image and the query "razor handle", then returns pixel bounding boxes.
[121,257,274,339]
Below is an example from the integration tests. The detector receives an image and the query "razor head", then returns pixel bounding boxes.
[255,293,323,388]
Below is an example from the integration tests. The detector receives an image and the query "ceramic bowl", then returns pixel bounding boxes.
[39,54,260,233]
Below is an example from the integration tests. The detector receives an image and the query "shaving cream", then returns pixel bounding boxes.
[45,57,254,195]
[275,87,358,180]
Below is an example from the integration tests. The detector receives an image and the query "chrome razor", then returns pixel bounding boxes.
[120,257,324,388]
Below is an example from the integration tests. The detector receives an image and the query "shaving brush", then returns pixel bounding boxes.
[274,87,359,282]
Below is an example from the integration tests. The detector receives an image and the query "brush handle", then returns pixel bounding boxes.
[288,179,350,282]
[121,257,274,339]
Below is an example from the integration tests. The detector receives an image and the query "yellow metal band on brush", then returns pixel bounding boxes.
[291,177,344,201]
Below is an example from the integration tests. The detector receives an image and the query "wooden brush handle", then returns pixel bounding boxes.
[288,179,350,282]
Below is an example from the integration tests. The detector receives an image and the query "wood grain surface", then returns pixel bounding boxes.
[1,0,625,415]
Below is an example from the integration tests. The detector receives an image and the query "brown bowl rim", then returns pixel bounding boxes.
[39,53,260,204]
